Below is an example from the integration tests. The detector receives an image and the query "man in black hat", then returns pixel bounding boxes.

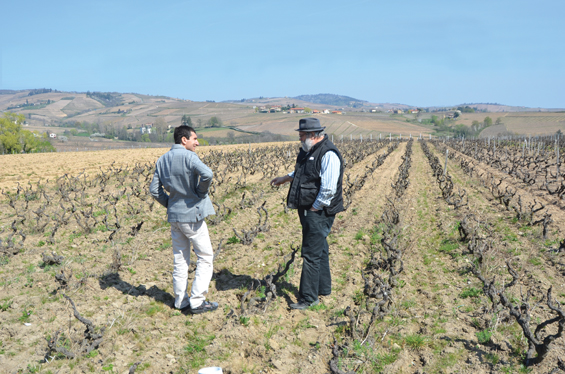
[271,117,344,309]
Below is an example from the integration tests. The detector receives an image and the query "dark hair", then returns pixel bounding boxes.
[174,126,195,144]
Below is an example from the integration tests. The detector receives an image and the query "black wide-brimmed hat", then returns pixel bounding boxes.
[295,117,325,132]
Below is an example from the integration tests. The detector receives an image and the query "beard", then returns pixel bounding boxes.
[301,137,314,152]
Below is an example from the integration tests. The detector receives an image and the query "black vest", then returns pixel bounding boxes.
[287,135,344,215]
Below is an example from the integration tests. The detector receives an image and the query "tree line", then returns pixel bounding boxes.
[28,88,55,96]
[181,114,223,128]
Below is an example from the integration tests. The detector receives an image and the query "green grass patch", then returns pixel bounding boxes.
[460,287,482,299]
[354,229,365,241]
[404,334,427,350]
[18,308,33,323]
[370,351,399,372]
[369,227,382,245]
[438,239,459,257]
[0,256,9,266]
[308,302,328,312]
[182,333,216,369]
[227,235,240,244]
[101,363,115,372]
[145,302,164,317]
[1,299,13,311]
[476,329,493,344]
[256,286,266,299]
[156,239,172,251]
[401,299,416,309]
[93,210,106,217]
[432,350,461,371]
[485,352,500,365]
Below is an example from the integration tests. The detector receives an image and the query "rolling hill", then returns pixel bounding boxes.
[1,89,563,149]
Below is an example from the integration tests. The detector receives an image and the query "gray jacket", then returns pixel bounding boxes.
[149,144,215,222]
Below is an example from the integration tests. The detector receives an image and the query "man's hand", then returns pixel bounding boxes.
[271,175,292,187]
[309,207,319,212]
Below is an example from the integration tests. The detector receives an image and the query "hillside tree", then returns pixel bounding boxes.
[153,117,168,142]
[227,131,235,143]
[207,116,223,128]
[0,112,55,153]
[181,114,193,127]
[454,124,470,137]
[118,126,129,141]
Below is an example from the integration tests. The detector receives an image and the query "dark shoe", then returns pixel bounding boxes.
[190,301,219,314]
[290,299,319,310]
[179,304,192,313]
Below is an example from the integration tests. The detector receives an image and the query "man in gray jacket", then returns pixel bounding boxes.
[149,125,218,314]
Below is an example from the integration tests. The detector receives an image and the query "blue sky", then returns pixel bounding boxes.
[1,0,563,108]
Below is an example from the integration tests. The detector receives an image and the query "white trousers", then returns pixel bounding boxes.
[170,220,214,309]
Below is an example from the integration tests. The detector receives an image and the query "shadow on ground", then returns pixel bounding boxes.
[98,272,175,307]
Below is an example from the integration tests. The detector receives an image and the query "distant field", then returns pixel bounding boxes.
[121,93,143,103]
[154,108,178,116]
[457,112,565,137]
[60,96,104,116]
[0,148,167,190]
[197,127,252,139]
[501,113,565,134]
[0,141,296,190]
[476,112,565,136]
[237,113,431,138]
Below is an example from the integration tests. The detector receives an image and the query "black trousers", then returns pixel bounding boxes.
[298,208,335,303]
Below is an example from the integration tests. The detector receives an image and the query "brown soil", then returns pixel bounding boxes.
[0,141,564,373]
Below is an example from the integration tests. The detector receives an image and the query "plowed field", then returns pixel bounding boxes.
[0,140,564,374]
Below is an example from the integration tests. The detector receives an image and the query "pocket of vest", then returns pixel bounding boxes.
[299,187,318,207]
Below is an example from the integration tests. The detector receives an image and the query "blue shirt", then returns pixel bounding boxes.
[150,144,215,222]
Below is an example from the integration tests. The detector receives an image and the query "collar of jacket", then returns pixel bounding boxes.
[171,144,187,151]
